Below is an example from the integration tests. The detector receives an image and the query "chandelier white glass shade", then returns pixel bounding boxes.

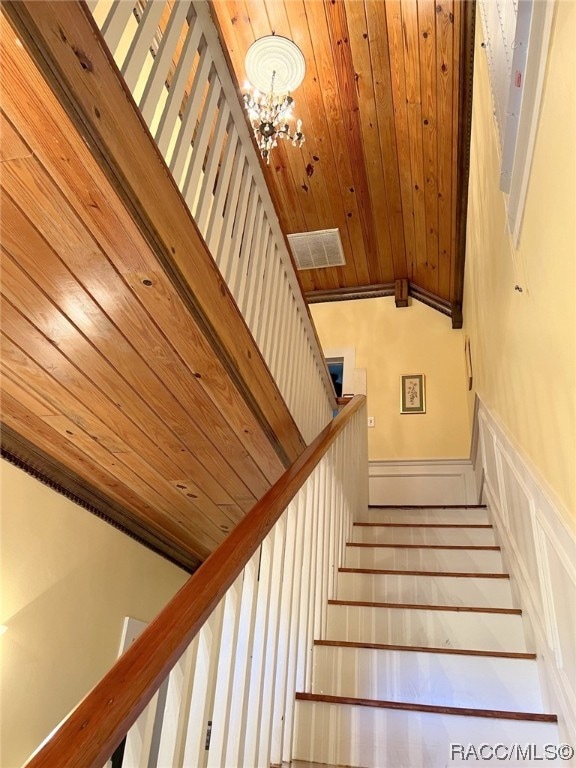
[242,35,306,164]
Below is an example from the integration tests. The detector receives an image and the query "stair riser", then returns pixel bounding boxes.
[326,604,528,652]
[346,546,503,573]
[312,646,543,711]
[365,508,489,524]
[352,527,496,546]
[337,572,513,608]
[293,702,560,767]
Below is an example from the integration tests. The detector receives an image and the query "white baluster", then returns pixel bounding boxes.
[195,104,231,236]
[183,78,222,214]
[121,0,166,94]
[155,19,203,158]
[140,1,192,126]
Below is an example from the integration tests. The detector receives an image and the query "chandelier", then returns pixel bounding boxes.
[242,35,306,165]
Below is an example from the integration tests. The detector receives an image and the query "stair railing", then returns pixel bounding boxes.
[23,396,367,768]
[82,0,335,442]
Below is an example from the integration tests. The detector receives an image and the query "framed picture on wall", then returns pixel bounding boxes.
[400,374,426,414]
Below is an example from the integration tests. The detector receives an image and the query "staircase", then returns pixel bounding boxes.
[292,505,560,767]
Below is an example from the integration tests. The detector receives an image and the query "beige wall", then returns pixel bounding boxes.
[311,297,471,460]
[463,2,576,518]
[0,460,189,768]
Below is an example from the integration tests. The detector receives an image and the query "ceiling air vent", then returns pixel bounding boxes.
[288,228,345,271]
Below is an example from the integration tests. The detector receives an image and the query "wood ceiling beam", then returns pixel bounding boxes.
[395,278,409,308]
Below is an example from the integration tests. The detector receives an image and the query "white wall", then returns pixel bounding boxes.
[0,460,189,768]
[463,1,576,517]
[311,297,471,461]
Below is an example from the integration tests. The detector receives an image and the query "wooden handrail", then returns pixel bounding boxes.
[23,395,366,768]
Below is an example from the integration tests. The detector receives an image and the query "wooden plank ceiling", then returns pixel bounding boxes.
[210,0,474,320]
[0,4,308,571]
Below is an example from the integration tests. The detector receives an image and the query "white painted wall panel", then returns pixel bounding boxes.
[369,461,479,506]
[476,397,576,745]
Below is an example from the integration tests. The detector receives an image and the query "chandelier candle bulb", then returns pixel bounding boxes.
[243,35,306,164]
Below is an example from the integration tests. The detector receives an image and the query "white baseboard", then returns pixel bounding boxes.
[369,459,479,506]
[477,398,576,750]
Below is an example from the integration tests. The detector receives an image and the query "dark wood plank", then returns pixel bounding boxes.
[314,640,537,660]
[368,504,487,508]
[385,0,417,279]
[339,568,509,579]
[436,0,455,299]
[328,599,522,615]
[452,1,475,319]
[347,543,500,551]
[365,0,407,278]
[295,693,557,722]
[344,0,394,283]
[324,0,382,285]
[401,0,428,288]
[303,0,371,286]
[395,278,409,307]
[419,0,440,294]
[354,522,493,528]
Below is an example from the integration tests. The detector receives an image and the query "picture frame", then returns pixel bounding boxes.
[400,374,426,414]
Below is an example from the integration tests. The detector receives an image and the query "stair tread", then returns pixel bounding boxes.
[313,640,536,659]
[329,599,521,614]
[354,522,493,528]
[368,504,488,509]
[339,567,509,578]
[347,543,501,550]
[295,693,557,722]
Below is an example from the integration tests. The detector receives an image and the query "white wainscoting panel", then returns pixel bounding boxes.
[477,398,576,752]
[369,460,479,506]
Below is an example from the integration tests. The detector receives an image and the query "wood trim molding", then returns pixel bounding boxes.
[295,692,557,722]
[305,282,454,322]
[452,0,477,329]
[305,283,396,304]
[0,425,199,573]
[409,283,452,317]
[20,395,366,768]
